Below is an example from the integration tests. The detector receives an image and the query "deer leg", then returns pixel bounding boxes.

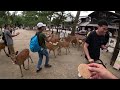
[66,48,67,55]
[53,50,56,58]
[58,47,62,55]
[28,58,29,70]
[29,56,33,63]
[19,65,23,77]
[59,48,61,55]
[57,48,59,55]
[78,43,80,51]
[68,47,70,53]
[23,62,28,70]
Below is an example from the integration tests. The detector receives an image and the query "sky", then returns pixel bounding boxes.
[68,11,115,16]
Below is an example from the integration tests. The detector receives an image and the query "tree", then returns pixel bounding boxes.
[0,11,7,29]
[47,11,56,30]
[22,11,38,28]
[71,11,80,36]
[51,11,67,33]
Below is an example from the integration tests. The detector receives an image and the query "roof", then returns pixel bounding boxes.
[111,19,120,23]
[88,11,120,19]
[79,22,90,26]
[79,22,119,29]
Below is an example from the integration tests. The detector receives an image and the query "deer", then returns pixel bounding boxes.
[10,49,33,77]
[57,39,71,55]
[0,43,9,57]
[45,34,60,58]
[46,41,59,58]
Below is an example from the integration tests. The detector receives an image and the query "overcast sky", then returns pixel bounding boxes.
[68,11,115,16]
[9,11,115,16]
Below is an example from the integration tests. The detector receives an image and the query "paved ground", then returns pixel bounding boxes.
[0,29,120,79]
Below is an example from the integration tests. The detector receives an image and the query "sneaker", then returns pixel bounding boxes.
[36,68,42,73]
[44,64,52,68]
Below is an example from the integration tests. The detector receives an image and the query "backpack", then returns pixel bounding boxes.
[2,32,7,46]
[29,33,43,52]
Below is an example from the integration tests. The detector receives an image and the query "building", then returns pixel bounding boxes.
[79,11,119,37]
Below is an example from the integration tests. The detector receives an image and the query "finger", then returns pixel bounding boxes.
[88,67,100,73]
[89,75,98,79]
[91,72,97,75]
[88,63,100,67]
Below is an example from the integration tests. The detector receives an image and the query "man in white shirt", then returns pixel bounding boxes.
[64,30,68,37]
[60,30,65,41]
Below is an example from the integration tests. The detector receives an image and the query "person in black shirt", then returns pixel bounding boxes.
[84,20,108,63]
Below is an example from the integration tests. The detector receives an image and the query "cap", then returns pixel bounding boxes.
[37,22,46,28]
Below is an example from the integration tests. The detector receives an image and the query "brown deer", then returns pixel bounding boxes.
[57,40,70,55]
[10,49,33,77]
[45,34,60,58]
[0,43,9,57]
[46,41,59,58]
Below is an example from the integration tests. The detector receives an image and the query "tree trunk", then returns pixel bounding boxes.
[49,17,52,31]
[71,11,80,36]
[56,25,59,34]
[56,12,64,33]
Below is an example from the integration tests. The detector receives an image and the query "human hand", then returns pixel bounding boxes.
[88,63,118,79]
[88,59,94,63]
[101,45,108,50]
[16,32,20,35]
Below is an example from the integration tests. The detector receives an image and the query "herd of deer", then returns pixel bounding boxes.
[0,30,86,77]
[45,31,86,58]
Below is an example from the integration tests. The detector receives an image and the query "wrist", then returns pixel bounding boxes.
[88,58,91,60]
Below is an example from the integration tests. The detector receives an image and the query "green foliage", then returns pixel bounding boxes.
[0,11,76,30]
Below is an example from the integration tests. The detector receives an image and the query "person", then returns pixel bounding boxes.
[84,20,108,63]
[88,63,118,79]
[4,24,19,58]
[101,31,109,46]
[12,26,16,34]
[101,31,110,52]
[36,22,52,73]
[60,30,65,41]
[64,30,68,38]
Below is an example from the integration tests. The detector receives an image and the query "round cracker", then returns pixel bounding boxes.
[78,64,91,79]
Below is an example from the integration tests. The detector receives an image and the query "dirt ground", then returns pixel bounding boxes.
[0,29,120,79]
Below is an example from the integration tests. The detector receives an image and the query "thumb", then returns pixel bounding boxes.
[88,67,100,73]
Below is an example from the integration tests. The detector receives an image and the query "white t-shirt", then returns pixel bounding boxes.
[60,32,64,38]
[64,32,68,37]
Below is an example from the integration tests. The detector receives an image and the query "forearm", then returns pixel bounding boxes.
[84,45,91,60]
[11,34,17,37]
[106,72,118,79]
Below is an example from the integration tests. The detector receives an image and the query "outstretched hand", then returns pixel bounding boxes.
[88,63,118,79]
